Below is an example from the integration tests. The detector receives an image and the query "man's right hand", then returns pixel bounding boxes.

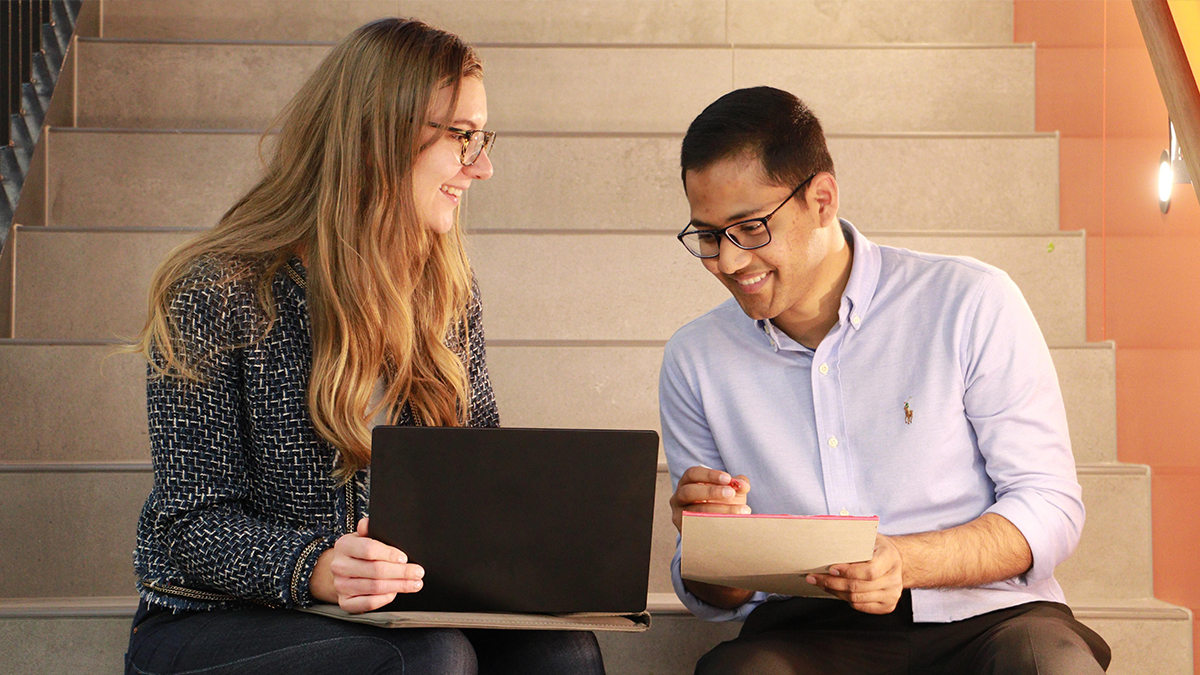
[669,465,751,534]
[671,466,755,609]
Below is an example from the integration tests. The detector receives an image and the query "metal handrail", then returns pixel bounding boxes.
[1134,0,1200,206]
[1,1,80,243]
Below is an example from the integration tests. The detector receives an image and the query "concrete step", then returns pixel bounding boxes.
[0,466,149,598]
[32,128,1060,234]
[71,39,1034,133]
[491,341,1116,465]
[0,596,1189,675]
[96,0,1015,45]
[0,342,147,463]
[0,462,1151,603]
[472,231,1085,344]
[0,340,1114,465]
[3,228,1086,344]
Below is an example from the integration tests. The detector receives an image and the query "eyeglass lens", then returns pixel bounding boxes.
[462,131,494,165]
[682,222,770,258]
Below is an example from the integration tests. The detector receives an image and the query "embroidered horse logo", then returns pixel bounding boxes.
[904,399,913,425]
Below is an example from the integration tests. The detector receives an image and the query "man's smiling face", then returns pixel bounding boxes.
[684,155,835,327]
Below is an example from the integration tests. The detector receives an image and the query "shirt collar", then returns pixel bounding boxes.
[836,219,880,333]
[753,218,881,351]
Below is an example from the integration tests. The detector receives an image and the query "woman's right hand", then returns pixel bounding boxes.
[309,517,425,613]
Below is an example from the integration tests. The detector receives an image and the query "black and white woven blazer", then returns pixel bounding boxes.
[133,258,500,611]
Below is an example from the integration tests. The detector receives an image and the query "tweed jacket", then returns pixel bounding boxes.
[133,258,500,611]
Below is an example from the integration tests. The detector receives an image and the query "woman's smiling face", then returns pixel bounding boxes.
[412,76,494,235]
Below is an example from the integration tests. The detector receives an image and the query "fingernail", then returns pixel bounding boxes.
[740,506,751,514]
[829,568,841,577]
[806,575,817,585]
[414,580,423,590]
[721,487,735,498]
[414,566,425,579]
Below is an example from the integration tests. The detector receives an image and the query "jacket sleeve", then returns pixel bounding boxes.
[143,272,337,608]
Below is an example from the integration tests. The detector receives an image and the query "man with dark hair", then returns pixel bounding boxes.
[661,86,1111,674]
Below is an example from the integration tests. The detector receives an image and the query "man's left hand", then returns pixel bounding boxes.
[805,534,904,614]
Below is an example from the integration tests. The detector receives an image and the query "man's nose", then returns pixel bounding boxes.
[716,236,750,274]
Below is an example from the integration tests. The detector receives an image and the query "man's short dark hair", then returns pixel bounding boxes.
[681,86,835,192]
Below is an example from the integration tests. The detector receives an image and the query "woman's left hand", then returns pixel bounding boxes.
[309,517,425,613]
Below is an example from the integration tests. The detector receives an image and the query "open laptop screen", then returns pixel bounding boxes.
[369,426,660,614]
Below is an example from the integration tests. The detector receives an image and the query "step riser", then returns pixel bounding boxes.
[0,616,132,675]
[75,42,1034,133]
[0,467,1150,602]
[0,472,149,598]
[1055,470,1154,601]
[97,0,1015,45]
[0,343,1115,465]
[0,610,1190,675]
[1080,613,1195,675]
[38,131,1060,233]
[0,346,148,463]
[6,229,1086,343]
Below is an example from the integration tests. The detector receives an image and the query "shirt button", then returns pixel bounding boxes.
[851,315,862,326]
[828,437,839,448]
[818,363,829,375]
[839,508,850,516]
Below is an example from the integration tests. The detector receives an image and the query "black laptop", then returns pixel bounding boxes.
[368,426,660,615]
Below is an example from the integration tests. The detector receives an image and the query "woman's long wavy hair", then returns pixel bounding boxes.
[133,19,482,481]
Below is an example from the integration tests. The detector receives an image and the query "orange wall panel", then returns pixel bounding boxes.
[1017,1,1200,669]
[1118,350,1200,466]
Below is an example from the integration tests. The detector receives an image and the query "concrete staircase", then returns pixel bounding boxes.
[0,1,1192,673]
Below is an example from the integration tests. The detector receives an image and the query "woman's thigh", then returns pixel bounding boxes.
[462,629,605,675]
[125,607,475,675]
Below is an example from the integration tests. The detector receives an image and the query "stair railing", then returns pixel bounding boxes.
[1,0,81,246]
[1133,0,1200,206]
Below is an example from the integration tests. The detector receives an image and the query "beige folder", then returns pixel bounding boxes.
[681,511,879,597]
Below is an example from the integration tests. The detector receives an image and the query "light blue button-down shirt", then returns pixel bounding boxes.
[660,221,1084,624]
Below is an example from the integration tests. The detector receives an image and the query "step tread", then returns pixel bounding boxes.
[94,0,1015,45]
[2,594,1188,621]
[0,460,1147,473]
[73,41,1035,133]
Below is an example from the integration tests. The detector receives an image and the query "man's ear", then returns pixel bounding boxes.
[808,172,839,226]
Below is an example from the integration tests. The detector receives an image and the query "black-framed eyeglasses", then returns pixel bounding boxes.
[677,172,818,259]
[428,123,496,166]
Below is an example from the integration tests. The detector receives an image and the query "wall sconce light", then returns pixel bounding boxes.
[1159,119,1192,213]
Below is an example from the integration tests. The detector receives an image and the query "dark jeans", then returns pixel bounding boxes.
[696,592,1111,675]
[125,601,605,675]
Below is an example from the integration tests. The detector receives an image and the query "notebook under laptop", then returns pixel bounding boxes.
[368,426,660,615]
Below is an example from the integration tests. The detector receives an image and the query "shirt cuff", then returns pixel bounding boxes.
[671,543,766,622]
[287,533,340,608]
[984,490,1081,586]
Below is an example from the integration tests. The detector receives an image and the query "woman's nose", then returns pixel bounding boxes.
[465,147,493,180]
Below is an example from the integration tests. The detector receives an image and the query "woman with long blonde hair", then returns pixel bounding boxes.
[123,18,604,675]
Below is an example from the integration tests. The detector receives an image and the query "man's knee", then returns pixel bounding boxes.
[973,616,1106,675]
[695,637,827,675]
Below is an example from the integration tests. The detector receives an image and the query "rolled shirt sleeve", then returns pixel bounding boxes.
[965,272,1085,585]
